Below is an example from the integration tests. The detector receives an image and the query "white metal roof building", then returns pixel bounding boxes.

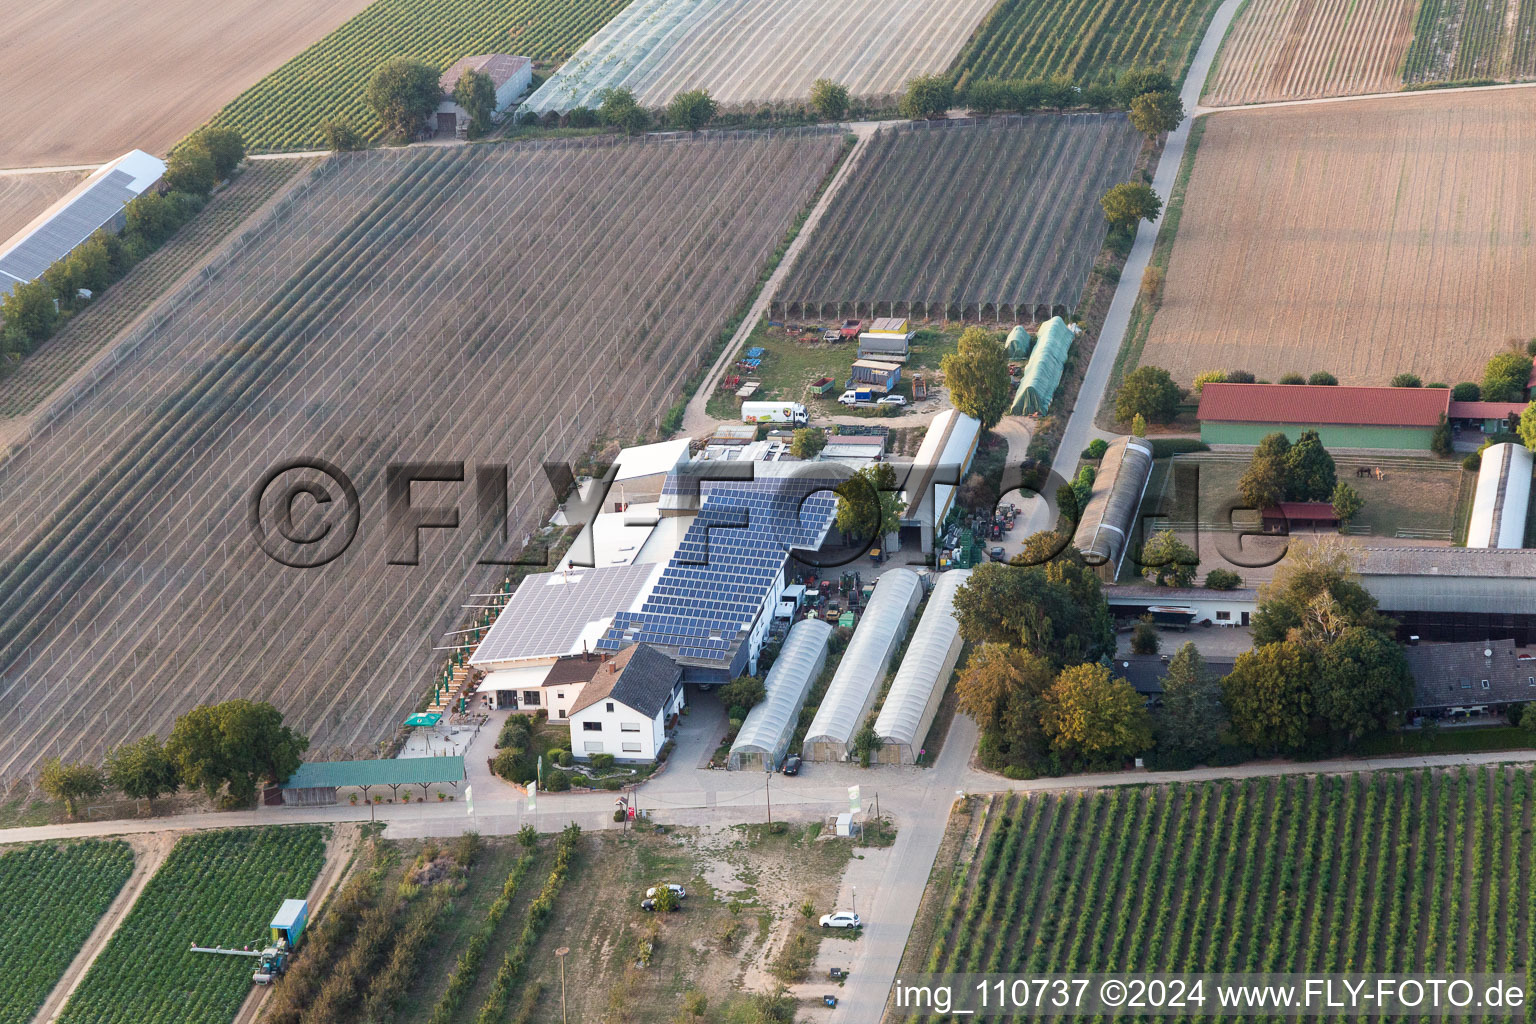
[802,568,923,761]
[872,568,969,764]
[728,617,833,770]
[1466,442,1532,549]
[0,150,165,297]
[900,409,982,552]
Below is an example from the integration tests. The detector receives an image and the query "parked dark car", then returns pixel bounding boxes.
[990,546,1006,561]
[782,755,802,776]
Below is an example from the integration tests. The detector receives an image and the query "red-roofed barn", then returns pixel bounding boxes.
[1197,383,1449,450]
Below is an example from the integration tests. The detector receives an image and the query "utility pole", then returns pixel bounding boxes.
[556,947,570,1024]
[765,767,772,825]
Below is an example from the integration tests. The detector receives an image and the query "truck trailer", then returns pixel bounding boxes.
[741,401,808,426]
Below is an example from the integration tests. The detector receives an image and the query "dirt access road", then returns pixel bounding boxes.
[1,0,370,166]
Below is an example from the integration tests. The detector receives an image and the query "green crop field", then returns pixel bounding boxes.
[0,841,134,1024]
[951,0,1223,90]
[205,0,633,151]
[59,828,325,1024]
[1403,0,1536,83]
[906,767,1536,1022]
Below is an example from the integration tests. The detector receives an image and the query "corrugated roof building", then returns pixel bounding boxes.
[729,618,832,770]
[900,409,981,552]
[0,150,165,298]
[1072,436,1154,576]
[1466,442,1532,549]
[803,568,922,761]
[435,54,533,137]
[1197,383,1449,450]
[872,569,968,764]
[1011,316,1074,414]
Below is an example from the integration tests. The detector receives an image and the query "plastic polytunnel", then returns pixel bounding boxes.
[802,568,923,762]
[873,569,969,764]
[728,618,833,771]
[1010,316,1074,415]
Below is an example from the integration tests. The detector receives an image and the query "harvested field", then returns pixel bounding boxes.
[951,0,1223,90]
[899,767,1536,1023]
[0,160,308,421]
[0,131,842,785]
[521,0,998,114]
[1202,0,1417,105]
[1,0,371,167]
[1403,0,1536,82]
[1140,91,1536,387]
[208,0,632,151]
[774,115,1142,323]
[0,172,86,242]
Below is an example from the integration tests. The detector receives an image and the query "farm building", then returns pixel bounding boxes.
[1072,436,1154,576]
[728,617,833,770]
[900,409,982,552]
[873,568,969,764]
[1105,585,1258,627]
[1465,443,1532,549]
[568,643,685,762]
[803,568,923,761]
[1197,383,1450,449]
[1358,547,1536,644]
[0,149,164,297]
[1404,639,1535,717]
[849,359,902,393]
[1111,654,1237,697]
[436,55,533,137]
[1261,502,1340,533]
[820,433,886,467]
[1449,401,1528,435]
[278,756,465,806]
[858,319,913,361]
[1011,316,1074,415]
[603,437,692,505]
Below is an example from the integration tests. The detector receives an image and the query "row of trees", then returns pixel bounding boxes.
[902,65,1184,141]
[39,700,307,815]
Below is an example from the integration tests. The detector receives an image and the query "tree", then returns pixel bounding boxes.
[1389,372,1421,388]
[1452,381,1481,401]
[834,462,905,543]
[39,759,106,818]
[184,127,245,178]
[1227,370,1256,383]
[1100,182,1163,231]
[1115,66,1174,105]
[957,472,995,513]
[1308,372,1338,386]
[899,74,954,119]
[1157,643,1227,758]
[958,644,1056,772]
[124,191,188,246]
[1482,352,1532,403]
[599,87,650,134]
[1013,528,1073,567]
[0,278,60,346]
[953,560,1114,667]
[667,89,717,130]
[1116,365,1182,423]
[1330,481,1363,527]
[1430,414,1453,456]
[810,78,850,120]
[1284,429,1336,501]
[1278,373,1306,385]
[367,57,441,140]
[62,235,113,295]
[1250,537,1388,646]
[941,327,1011,429]
[719,675,766,720]
[1040,664,1152,760]
[1221,641,1316,752]
[1191,370,1227,395]
[163,146,217,195]
[1128,90,1183,137]
[1084,438,1109,459]
[1130,620,1160,654]
[1130,413,1146,437]
[1204,567,1243,589]
[1314,627,1411,742]
[1237,432,1291,510]
[790,428,826,459]
[453,68,497,137]
[1139,529,1198,587]
[165,700,308,806]
[1519,403,1536,450]
[105,735,180,808]
[851,721,883,766]
[321,119,365,151]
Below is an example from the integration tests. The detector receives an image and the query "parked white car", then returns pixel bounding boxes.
[876,395,906,406]
[820,911,861,929]
[838,390,861,405]
[646,884,687,899]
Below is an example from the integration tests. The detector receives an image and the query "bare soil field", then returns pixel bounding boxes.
[1,0,371,166]
[0,172,86,241]
[1203,0,1417,105]
[1141,91,1536,387]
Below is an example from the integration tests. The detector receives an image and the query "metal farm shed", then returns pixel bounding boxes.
[872,568,969,764]
[1466,442,1533,549]
[802,568,923,761]
[1072,436,1155,576]
[1011,316,1074,415]
[728,618,833,770]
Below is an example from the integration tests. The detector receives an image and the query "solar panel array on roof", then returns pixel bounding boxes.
[600,479,837,662]
[470,562,660,666]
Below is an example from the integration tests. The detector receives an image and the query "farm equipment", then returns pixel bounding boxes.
[822,328,841,342]
[191,899,308,985]
[720,375,741,390]
[839,319,863,340]
[912,374,927,400]
[811,376,838,395]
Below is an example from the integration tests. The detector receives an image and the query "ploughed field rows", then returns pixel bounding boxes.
[0,131,842,785]
[60,828,324,1024]
[206,0,632,150]
[521,0,998,114]
[0,159,308,419]
[1141,91,1536,386]
[950,0,1222,92]
[0,171,86,241]
[0,840,134,1024]
[774,115,1140,323]
[910,767,1535,1023]
[1403,0,1536,82]
[1202,0,1416,104]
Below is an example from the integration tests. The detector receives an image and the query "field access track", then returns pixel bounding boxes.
[521,0,998,114]
[0,130,843,786]
[774,115,1141,323]
[1202,0,1417,105]
[1141,90,1536,387]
